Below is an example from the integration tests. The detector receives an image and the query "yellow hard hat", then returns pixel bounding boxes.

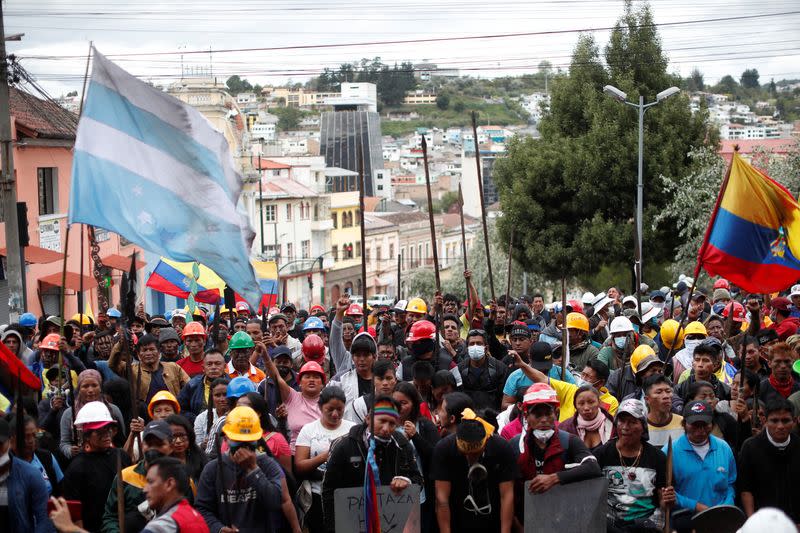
[147,390,180,419]
[566,312,589,332]
[223,406,263,442]
[684,321,707,337]
[219,305,237,316]
[659,319,685,350]
[630,345,659,374]
[70,313,94,326]
[406,297,428,314]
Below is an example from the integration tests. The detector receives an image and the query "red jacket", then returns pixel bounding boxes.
[771,317,800,341]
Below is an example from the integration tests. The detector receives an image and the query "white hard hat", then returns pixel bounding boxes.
[393,299,408,312]
[171,309,186,319]
[581,292,595,306]
[791,284,800,298]
[738,508,798,533]
[74,401,114,426]
[609,316,634,334]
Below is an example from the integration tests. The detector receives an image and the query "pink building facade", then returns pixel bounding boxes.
[0,88,142,323]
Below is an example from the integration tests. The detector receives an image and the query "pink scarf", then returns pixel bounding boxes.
[576,410,611,442]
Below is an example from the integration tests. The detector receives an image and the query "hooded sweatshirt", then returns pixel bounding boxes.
[2,329,35,365]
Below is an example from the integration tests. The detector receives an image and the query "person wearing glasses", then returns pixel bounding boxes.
[431,408,516,533]
[195,406,284,533]
[457,329,508,410]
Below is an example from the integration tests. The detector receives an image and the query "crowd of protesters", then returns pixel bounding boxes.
[1,270,799,532]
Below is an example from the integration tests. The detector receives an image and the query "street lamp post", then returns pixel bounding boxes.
[603,84,679,311]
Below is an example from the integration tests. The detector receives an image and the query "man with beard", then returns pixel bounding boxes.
[92,329,116,361]
[178,348,228,419]
[158,328,182,363]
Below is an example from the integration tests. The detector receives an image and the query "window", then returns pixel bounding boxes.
[264,204,276,222]
[263,244,279,260]
[377,184,383,191]
[389,243,394,259]
[285,204,292,221]
[356,242,361,258]
[302,240,310,259]
[314,204,319,220]
[376,246,382,262]
[38,168,58,216]
[418,244,423,265]
[332,245,338,261]
[331,213,338,228]
[287,242,294,260]
[354,209,360,226]
[365,246,371,261]
[344,244,354,260]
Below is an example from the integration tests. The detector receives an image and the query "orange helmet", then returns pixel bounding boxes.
[181,321,207,339]
[41,333,61,351]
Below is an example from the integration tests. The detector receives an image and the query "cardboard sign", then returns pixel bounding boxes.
[334,484,421,533]
[524,477,608,533]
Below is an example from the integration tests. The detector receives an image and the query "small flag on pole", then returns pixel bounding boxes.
[69,48,262,307]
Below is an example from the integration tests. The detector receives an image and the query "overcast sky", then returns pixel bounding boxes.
[6,0,800,97]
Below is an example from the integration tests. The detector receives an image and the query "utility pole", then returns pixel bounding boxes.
[0,2,24,322]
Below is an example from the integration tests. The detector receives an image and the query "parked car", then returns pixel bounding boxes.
[367,294,393,307]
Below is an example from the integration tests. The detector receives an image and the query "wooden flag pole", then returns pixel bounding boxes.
[422,137,442,349]
[458,184,471,323]
[504,228,514,337]
[560,277,567,380]
[471,111,495,302]
[396,253,401,301]
[358,145,367,332]
[664,436,673,533]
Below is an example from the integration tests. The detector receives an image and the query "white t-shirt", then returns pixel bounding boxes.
[295,419,356,494]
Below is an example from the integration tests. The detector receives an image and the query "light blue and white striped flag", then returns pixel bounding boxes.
[69,49,262,307]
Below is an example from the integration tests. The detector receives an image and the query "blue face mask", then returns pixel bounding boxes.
[613,337,626,350]
[540,334,559,347]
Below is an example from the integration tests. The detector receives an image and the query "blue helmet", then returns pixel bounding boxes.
[226,376,256,398]
[107,308,122,318]
[19,312,37,328]
[302,316,325,332]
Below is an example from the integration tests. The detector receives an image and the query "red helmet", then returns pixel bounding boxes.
[298,361,326,384]
[406,320,436,343]
[567,299,584,314]
[41,333,61,351]
[368,326,377,338]
[721,301,746,322]
[309,304,326,315]
[345,304,363,316]
[522,383,560,408]
[713,278,730,290]
[302,334,325,360]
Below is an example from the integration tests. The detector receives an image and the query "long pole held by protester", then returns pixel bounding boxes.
[471,111,495,302]
[503,228,514,339]
[396,253,401,301]
[116,446,126,533]
[561,277,568,380]
[664,436,673,533]
[76,43,92,332]
[422,136,442,348]
[121,252,142,453]
[358,144,368,333]
[458,184,472,323]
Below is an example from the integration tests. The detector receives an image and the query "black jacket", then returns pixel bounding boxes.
[607,365,638,402]
[322,424,423,533]
[458,355,508,410]
[399,349,453,381]
[738,431,800,523]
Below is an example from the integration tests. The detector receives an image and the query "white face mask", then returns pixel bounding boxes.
[0,451,9,468]
[468,345,485,361]
[652,302,665,310]
[684,339,701,354]
[533,429,555,442]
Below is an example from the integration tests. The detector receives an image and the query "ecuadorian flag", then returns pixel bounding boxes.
[700,152,800,293]
[147,258,279,309]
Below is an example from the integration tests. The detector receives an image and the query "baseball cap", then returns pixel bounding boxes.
[690,291,706,302]
[271,346,293,360]
[649,290,666,302]
[615,398,647,426]
[267,313,289,325]
[791,284,800,298]
[142,419,173,442]
[756,328,779,346]
[712,288,731,302]
[280,303,296,313]
[771,297,791,312]
[528,342,553,372]
[683,400,714,425]
[636,353,663,374]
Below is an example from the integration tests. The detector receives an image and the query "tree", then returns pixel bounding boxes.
[226,75,253,95]
[740,69,760,89]
[453,101,466,113]
[436,93,450,110]
[66,90,78,97]
[272,107,303,131]
[492,1,712,282]
[686,68,704,92]
[656,146,800,275]
[713,75,739,95]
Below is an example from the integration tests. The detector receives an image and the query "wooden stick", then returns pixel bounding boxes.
[470,111,495,302]
[421,137,442,348]
[358,145,367,332]
[458,184,471,324]
[76,43,92,327]
[396,253,401,301]
[116,448,126,533]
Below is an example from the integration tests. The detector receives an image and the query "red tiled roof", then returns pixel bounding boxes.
[10,87,77,139]
[719,139,798,155]
[255,159,291,170]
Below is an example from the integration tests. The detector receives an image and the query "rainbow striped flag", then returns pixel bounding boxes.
[363,439,382,533]
[699,152,800,293]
